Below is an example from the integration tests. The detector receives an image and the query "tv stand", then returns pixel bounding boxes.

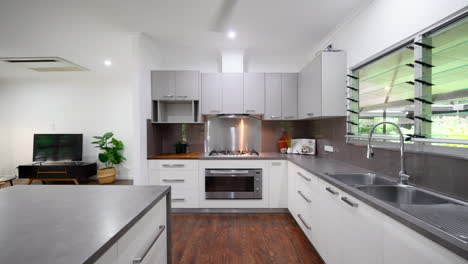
[18,162,97,184]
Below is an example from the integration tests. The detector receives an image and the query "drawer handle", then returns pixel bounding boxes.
[325,187,339,195]
[297,214,311,230]
[133,225,166,264]
[297,190,311,203]
[176,95,188,98]
[162,164,185,168]
[284,116,295,119]
[246,109,256,113]
[210,110,220,113]
[272,162,282,166]
[172,198,186,202]
[270,115,281,119]
[297,172,311,181]
[163,95,174,98]
[341,197,358,208]
[162,179,185,183]
[307,113,314,116]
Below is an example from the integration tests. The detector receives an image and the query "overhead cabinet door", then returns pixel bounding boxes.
[264,73,282,120]
[175,71,200,100]
[152,71,176,100]
[201,73,222,115]
[222,73,244,114]
[243,73,265,114]
[281,73,298,120]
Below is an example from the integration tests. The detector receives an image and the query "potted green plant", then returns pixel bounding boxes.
[91,132,125,184]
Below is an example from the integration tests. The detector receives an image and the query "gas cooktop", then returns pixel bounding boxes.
[208,150,260,157]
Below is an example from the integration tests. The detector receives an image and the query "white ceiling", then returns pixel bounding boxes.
[0,0,371,76]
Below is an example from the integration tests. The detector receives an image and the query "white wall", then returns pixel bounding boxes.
[308,0,468,69]
[131,33,162,185]
[0,73,134,178]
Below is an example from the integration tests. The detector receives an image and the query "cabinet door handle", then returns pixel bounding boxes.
[297,190,311,203]
[270,116,281,119]
[297,172,311,181]
[133,225,166,264]
[162,164,185,168]
[176,95,188,99]
[341,197,358,208]
[325,187,339,195]
[172,198,186,202]
[210,110,220,113]
[272,162,282,166]
[163,95,174,98]
[297,214,312,230]
[306,113,314,117]
[162,179,185,183]
[246,109,256,113]
[284,116,295,119]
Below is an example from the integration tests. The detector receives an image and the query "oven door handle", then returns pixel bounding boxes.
[208,170,250,174]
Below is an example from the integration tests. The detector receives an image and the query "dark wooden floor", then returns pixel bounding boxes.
[172,213,324,264]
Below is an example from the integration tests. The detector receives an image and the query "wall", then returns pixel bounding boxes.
[0,74,134,179]
[308,0,468,68]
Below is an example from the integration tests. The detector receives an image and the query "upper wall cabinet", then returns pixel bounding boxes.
[265,73,298,120]
[243,73,265,115]
[222,73,244,114]
[152,70,200,100]
[298,52,346,119]
[201,73,222,115]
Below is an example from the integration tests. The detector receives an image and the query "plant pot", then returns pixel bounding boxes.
[97,168,116,184]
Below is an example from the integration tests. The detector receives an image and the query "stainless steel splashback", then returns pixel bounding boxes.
[205,115,262,152]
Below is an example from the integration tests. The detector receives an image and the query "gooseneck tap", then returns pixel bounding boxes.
[367,121,411,185]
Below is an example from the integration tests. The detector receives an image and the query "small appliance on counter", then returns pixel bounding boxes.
[287,139,316,155]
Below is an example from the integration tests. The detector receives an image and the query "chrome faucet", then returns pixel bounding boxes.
[367,121,411,185]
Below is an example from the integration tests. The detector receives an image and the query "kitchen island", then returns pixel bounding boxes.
[0,185,171,264]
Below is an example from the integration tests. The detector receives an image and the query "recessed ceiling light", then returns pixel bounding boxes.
[227,31,237,39]
[104,59,112,66]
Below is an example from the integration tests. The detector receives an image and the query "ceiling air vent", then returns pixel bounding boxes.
[0,57,87,72]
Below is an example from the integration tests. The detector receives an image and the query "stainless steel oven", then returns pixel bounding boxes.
[205,169,262,199]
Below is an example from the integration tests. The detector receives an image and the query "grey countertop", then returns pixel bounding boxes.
[0,185,170,264]
[174,152,468,260]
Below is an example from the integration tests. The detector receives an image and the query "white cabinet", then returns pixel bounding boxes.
[95,197,168,264]
[281,73,298,120]
[151,70,200,100]
[148,160,199,208]
[222,73,244,113]
[201,73,222,115]
[243,73,265,114]
[383,216,467,264]
[268,161,288,208]
[176,71,200,100]
[265,73,282,120]
[298,51,346,119]
[152,71,176,100]
[265,73,298,120]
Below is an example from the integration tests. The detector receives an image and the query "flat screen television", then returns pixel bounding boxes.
[33,134,83,162]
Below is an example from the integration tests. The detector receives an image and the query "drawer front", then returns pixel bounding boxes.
[149,160,198,170]
[170,187,199,208]
[117,197,167,264]
[158,171,198,189]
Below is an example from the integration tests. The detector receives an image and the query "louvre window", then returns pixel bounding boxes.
[347,14,468,149]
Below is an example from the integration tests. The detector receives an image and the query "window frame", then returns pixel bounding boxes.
[346,8,468,158]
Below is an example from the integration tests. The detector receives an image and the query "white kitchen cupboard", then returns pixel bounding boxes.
[201,73,222,115]
[243,73,265,114]
[95,197,168,264]
[148,160,199,208]
[222,73,244,113]
[175,71,200,100]
[298,51,346,119]
[265,73,298,120]
[265,73,282,120]
[152,71,176,100]
[151,70,200,100]
[268,160,288,208]
[281,73,298,120]
[383,216,467,264]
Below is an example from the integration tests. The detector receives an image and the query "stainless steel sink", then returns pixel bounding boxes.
[356,185,452,205]
[326,173,396,187]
